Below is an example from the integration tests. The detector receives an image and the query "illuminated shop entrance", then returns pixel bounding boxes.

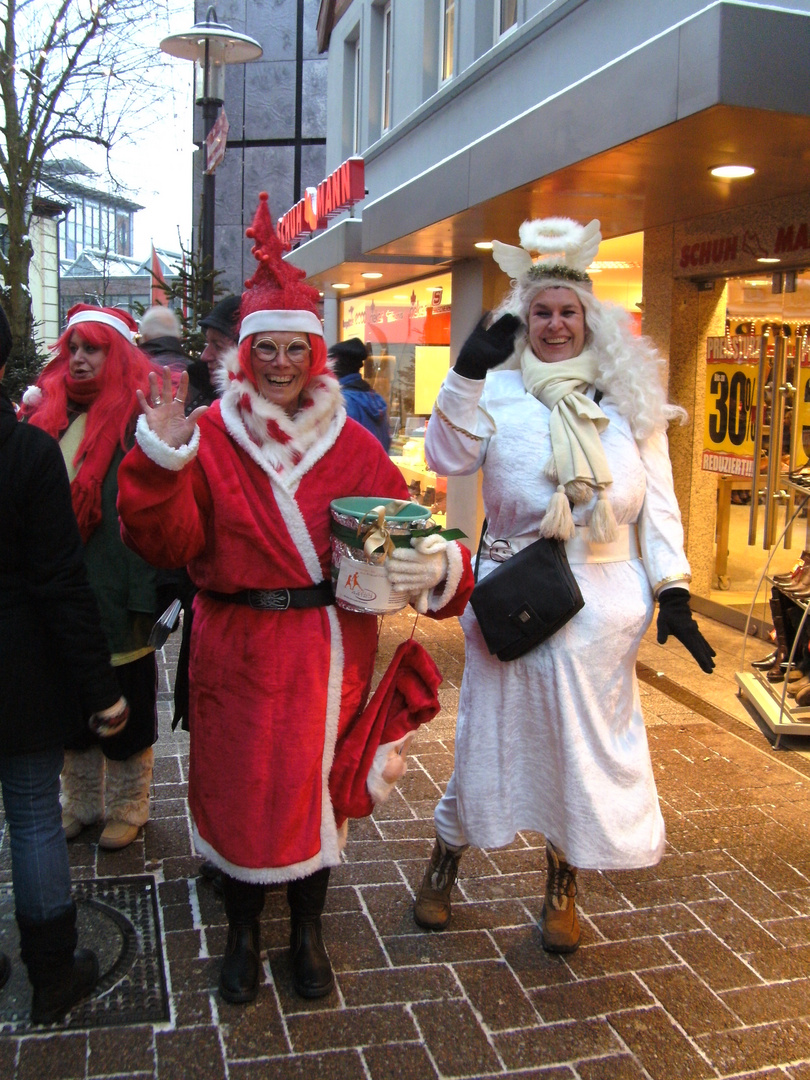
[339,272,452,526]
[705,269,810,627]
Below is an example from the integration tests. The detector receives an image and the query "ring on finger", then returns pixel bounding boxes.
[153,396,162,406]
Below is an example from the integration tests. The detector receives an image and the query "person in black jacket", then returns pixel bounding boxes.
[0,308,128,1024]
[138,305,190,375]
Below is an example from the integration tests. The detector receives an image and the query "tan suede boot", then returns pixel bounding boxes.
[541,842,581,953]
[413,835,468,930]
[101,747,153,850]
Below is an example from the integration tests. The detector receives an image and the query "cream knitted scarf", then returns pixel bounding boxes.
[520,344,618,542]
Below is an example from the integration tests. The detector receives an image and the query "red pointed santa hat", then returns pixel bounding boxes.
[329,638,443,825]
[237,191,323,342]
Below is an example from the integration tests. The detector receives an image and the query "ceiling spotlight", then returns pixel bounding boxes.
[757,257,780,264]
[331,282,351,290]
[361,272,383,279]
[474,241,493,250]
[710,165,755,179]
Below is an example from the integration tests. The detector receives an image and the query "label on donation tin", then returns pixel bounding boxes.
[334,558,409,614]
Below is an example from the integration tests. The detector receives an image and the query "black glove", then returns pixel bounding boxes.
[453,313,522,380]
[656,588,716,673]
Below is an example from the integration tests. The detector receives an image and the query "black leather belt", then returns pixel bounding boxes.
[205,582,334,611]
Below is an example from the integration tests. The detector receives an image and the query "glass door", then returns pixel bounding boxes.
[707,270,810,625]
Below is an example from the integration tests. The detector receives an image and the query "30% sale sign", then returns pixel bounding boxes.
[703,337,760,477]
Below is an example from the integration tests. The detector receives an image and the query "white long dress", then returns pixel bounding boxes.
[425,368,691,870]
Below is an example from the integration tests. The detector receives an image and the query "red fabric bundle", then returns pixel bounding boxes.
[330,638,442,824]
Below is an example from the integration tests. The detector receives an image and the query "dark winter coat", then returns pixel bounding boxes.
[0,386,120,755]
[338,373,391,451]
[140,335,189,373]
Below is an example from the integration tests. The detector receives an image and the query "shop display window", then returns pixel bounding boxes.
[339,273,452,524]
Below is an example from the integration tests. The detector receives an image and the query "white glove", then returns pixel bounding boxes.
[386,534,448,613]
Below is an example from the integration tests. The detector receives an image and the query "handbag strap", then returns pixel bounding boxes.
[473,518,488,583]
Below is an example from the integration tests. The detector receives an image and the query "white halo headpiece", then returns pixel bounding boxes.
[491,217,601,284]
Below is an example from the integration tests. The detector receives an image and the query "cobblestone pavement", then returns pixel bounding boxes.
[3,609,810,1079]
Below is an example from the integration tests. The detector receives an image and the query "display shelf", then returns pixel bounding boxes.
[735,478,810,746]
[736,672,810,744]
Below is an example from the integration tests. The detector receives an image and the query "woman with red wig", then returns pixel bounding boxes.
[20,304,159,852]
[116,194,473,1005]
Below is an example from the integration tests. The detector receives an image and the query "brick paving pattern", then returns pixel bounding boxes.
[2,611,810,1078]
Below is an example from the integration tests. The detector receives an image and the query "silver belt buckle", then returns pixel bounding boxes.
[249,589,290,611]
[489,539,513,563]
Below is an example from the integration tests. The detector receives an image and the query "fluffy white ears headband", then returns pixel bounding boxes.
[491,217,602,281]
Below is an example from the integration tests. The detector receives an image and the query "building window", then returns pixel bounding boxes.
[381,1,392,132]
[497,0,517,36]
[116,213,131,256]
[440,0,455,82]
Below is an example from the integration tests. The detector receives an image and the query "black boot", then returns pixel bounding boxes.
[288,868,334,999]
[0,952,9,990]
[219,875,264,1004]
[16,904,99,1024]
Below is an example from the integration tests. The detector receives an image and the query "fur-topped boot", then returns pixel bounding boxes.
[61,746,105,839]
[413,834,469,930]
[541,842,581,953]
[101,747,153,850]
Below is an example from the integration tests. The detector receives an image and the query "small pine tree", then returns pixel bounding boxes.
[0,289,48,403]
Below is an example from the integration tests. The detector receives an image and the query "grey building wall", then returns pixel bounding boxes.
[324,0,810,210]
[192,0,327,295]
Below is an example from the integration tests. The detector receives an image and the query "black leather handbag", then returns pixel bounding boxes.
[470,520,585,661]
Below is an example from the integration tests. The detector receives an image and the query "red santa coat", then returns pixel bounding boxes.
[117,367,472,884]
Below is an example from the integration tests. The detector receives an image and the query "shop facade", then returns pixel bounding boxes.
[286,0,810,630]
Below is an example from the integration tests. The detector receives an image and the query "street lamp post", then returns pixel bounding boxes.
[160,7,262,308]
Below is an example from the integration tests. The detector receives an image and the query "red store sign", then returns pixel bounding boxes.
[277,157,365,247]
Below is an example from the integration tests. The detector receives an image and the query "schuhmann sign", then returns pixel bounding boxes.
[674,203,810,278]
[277,158,365,247]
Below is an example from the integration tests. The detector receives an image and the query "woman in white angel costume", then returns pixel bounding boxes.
[414,217,716,953]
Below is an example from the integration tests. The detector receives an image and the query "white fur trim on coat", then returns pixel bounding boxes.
[217,344,345,490]
[135,413,200,470]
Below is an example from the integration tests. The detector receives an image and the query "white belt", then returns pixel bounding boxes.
[484,524,640,565]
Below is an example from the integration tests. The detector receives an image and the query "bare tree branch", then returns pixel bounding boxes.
[0,0,177,389]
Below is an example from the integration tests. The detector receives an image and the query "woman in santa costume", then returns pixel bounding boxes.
[117,193,473,1004]
[19,304,159,853]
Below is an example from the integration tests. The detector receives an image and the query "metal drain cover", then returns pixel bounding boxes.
[0,875,169,1033]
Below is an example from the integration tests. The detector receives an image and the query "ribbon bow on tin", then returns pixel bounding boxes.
[358,501,410,560]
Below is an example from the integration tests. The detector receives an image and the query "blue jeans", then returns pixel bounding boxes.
[0,748,73,923]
